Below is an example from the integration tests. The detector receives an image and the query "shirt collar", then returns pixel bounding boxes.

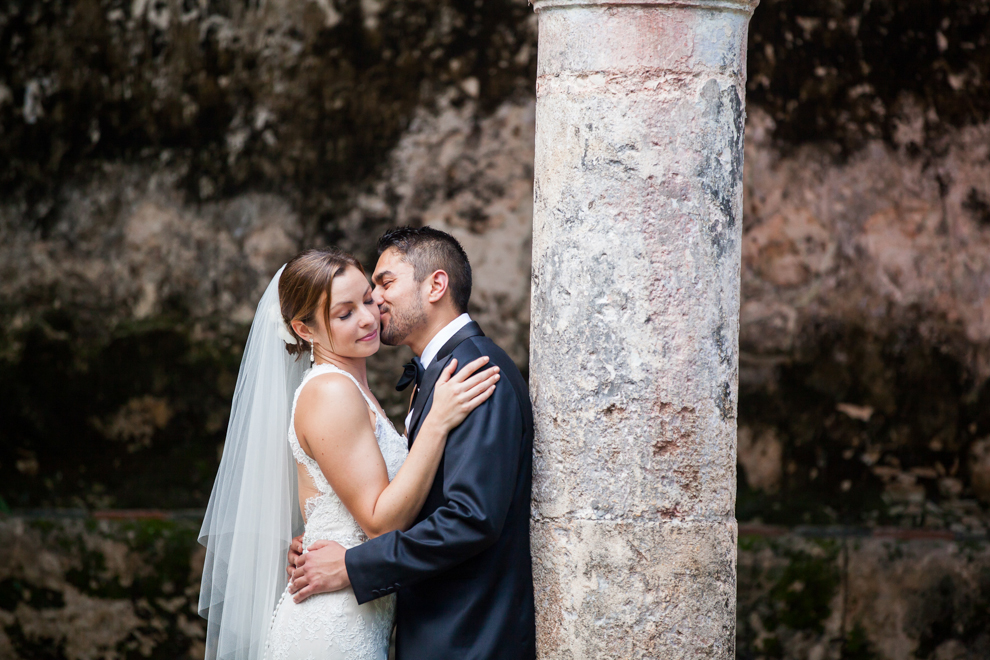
[419,313,473,368]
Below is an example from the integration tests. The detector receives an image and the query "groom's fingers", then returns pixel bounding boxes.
[293,584,317,603]
[306,540,331,552]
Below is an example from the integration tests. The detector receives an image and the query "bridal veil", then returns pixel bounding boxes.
[198,266,307,660]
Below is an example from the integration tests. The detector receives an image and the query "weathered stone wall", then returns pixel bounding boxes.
[738,113,990,535]
[1,0,989,657]
[735,0,990,540]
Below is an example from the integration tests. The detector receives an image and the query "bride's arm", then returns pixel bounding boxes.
[294,357,499,539]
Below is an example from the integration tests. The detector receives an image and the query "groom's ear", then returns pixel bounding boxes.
[426,270,450,304]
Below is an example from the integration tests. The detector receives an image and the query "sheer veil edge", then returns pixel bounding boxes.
[198,265,307,660]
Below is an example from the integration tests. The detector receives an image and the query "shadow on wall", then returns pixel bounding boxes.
[738,325,990,532]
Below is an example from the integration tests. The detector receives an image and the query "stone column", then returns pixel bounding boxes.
[528,1,757,658]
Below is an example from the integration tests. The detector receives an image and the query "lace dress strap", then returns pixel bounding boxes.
[311,364,382,421]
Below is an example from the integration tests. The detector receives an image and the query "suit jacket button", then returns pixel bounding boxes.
[372,590,380,597]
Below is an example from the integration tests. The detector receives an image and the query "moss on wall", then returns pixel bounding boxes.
[737,534,990,659]
[0,517,205,659]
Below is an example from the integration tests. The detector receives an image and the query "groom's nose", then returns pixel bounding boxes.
[371,286,385,306]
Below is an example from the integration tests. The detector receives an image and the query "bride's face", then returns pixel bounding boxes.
[303,266,381,360]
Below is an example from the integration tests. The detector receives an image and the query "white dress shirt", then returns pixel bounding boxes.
[404,313,473,433]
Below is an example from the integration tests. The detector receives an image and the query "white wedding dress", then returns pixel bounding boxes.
[266,364,409,660]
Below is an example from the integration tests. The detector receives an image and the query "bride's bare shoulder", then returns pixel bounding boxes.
[295,372,369,425]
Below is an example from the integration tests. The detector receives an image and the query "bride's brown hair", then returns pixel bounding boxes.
[278,247,367,358]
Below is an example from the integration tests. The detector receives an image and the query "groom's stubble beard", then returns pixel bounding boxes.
[379,294,428,347]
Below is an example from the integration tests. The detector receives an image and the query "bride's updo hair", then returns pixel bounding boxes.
[278,247,366,357]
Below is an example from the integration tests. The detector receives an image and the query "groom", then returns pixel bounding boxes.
[287,226,536,660]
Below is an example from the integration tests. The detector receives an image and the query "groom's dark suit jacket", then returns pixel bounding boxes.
[345,322,536,660]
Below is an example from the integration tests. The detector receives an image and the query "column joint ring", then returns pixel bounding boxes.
[530,0,759,15]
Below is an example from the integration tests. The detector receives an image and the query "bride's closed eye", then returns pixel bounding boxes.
[340,298,374,319]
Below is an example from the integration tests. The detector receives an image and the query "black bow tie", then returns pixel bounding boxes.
[396,356,425,392]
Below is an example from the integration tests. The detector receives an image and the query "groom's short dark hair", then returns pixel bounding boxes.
[377,226,472,314]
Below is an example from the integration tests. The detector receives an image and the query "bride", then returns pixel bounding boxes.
[197,248,499,660]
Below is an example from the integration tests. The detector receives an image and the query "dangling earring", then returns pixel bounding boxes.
[310,342,316,365]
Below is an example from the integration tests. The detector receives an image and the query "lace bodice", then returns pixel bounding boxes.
[287,364,409,549]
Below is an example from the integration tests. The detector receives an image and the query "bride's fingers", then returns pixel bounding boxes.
[463,372,500,400]
[289,573,308,594]
[451,356,490,383]
[459,365,499,392]
[468,383,497,407]
[438,359,458,384]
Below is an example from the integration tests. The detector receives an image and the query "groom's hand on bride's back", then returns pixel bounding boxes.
[288,539,350,603]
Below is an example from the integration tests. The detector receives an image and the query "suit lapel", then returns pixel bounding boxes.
[407,354,453,446]
[407,321,485,445]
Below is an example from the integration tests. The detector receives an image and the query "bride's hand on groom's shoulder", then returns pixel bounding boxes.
[289,540,350,603]
[428,356,500,434]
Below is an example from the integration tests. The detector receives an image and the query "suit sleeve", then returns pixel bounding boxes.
[344,346,523,604]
